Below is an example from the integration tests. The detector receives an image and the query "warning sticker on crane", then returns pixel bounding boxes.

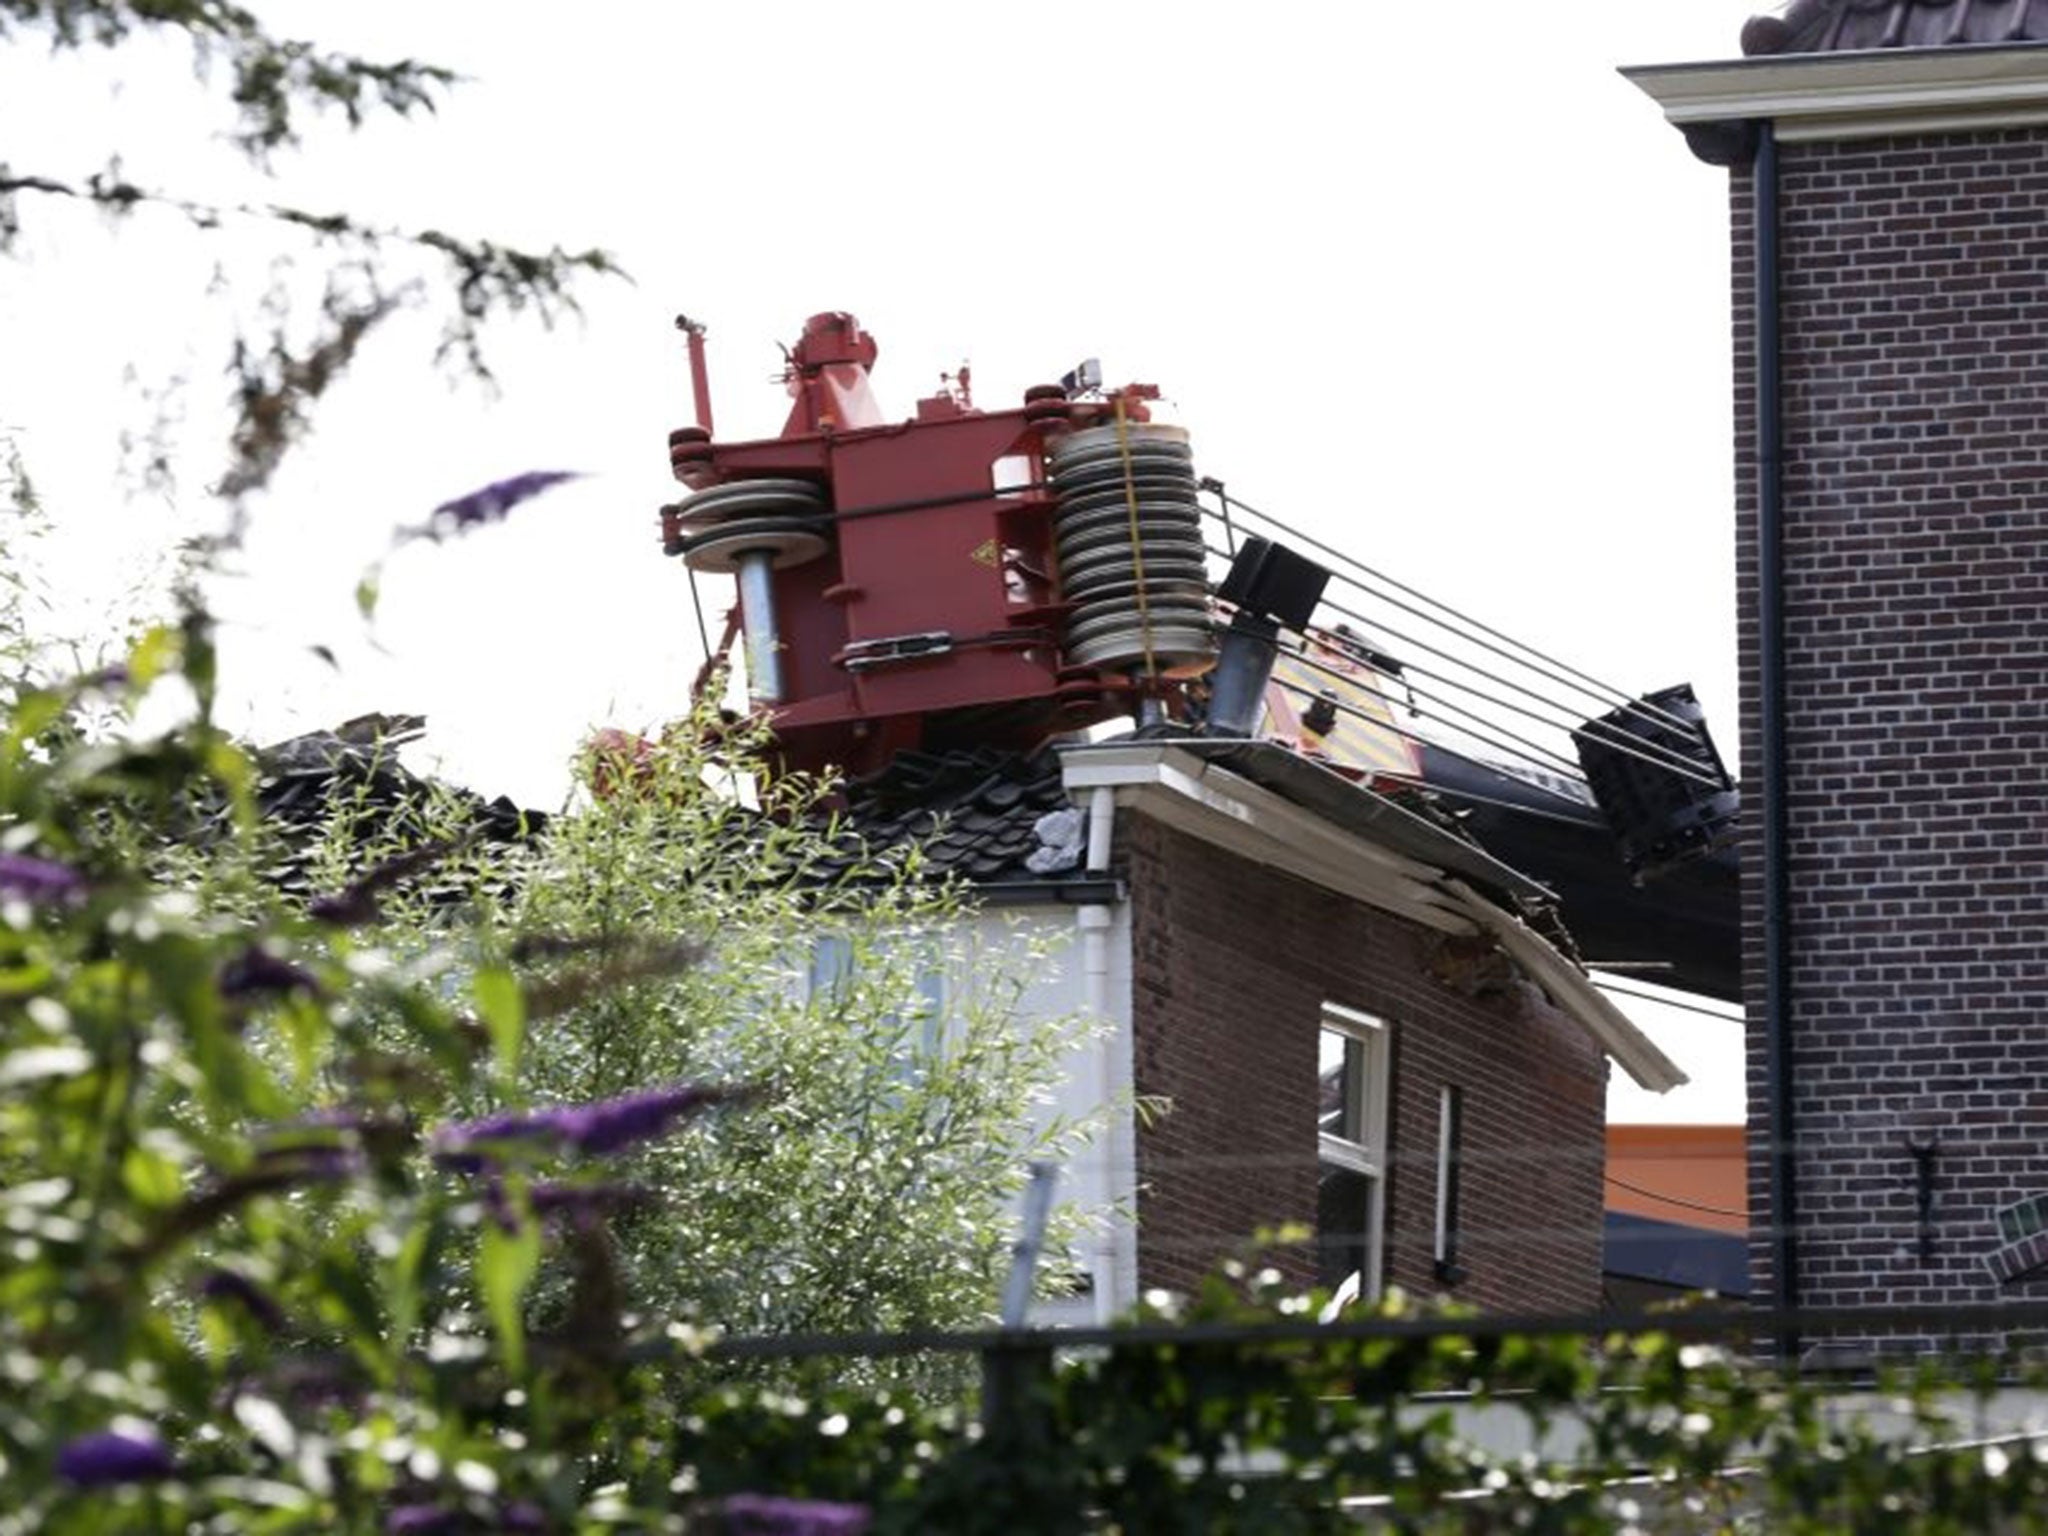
[1262,629,1419,780]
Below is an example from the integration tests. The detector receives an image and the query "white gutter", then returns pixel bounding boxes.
[1062,743,1686,1095]
[1078,784,1137,1321]
[1623,42,2048,142]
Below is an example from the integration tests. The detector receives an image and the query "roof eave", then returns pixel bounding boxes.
[1442,880,1688,1095]
[1623,40,2048,142]
[1061,741,1687,1094]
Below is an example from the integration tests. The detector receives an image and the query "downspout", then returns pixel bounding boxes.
[1078,785,1135,1323]
[1754,120,1801,1356]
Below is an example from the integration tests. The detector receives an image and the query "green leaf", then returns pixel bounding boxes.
[478,1206,541,1377]
[472,965,525,1079]
[206,735,256,801]
[355,567,381,621]
[125,624,182,690]
[278,994,327,1090]
[5,687,66,743]
[120,1144,185,1208]
[384,1216,435,1345]
[0,961,55,998]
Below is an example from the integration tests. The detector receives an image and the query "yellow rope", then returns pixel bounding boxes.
[1112,395,1159,685]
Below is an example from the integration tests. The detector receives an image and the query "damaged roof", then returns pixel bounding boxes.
[826,746,1090,890]
[247,719,543,900]
[1742,0,2048,55]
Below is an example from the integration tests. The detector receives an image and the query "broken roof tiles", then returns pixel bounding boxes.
[828,746,1081,887]
[251,726,543,901]
[1743,0,2048,55]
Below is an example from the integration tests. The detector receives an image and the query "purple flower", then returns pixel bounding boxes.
[70,664,130,692]
[719,1495,872,1535]
[386,1506,462,1534]
[259,1106,390,1139]
[0,852,87,906]
[254,1142,365,1183]
[56,1428,176,1488]
[307,889,378,927]
[310,837,469,928]
[217,946,323,1001]
[560,1084,734,1155]
[431,1108,566,1173]
[477,1177,643,1233]
[435,1084,742,1169]
[426,470,581,539]
[384,1501,544,1534]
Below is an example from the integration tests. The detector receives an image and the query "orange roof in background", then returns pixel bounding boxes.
[1605,1124,1747,1236]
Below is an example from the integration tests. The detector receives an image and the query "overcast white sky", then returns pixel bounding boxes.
[0,1,1773,1121]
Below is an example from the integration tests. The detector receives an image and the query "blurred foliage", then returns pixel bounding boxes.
[6,7,2048,1533]
[0,0,621,532]
[4,599,2048,1531]
[0,565,1092,1528]
[0,0,454,158]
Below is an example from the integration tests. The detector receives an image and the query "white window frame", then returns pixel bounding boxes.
[1318,1001,1391,1303]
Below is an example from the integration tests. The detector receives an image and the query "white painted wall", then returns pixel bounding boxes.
[960,902,1137,1327]
[796,899,1137,1327]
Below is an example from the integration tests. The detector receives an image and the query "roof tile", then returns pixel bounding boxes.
[1744,0,2048,55]
[831,746,1079,887]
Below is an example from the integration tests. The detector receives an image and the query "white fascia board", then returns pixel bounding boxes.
[1065,745,1685,1090]
[1063,746,1442,884]
[1623,43,2048,141]
[1061,745,1475,936]
[1122,783,1475,936]
[1442,879,1689,1095]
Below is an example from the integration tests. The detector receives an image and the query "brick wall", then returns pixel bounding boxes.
[1730,129,2048,1316]
[1121,811,1608,1313]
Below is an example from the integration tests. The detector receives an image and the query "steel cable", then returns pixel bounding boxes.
[1203,543,1726,790]
[1199,494,1704,740]
[1263,631,1722,797]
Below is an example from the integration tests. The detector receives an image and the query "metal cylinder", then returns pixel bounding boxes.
[734,549,785,705]
[668,478,829,706]
[1047,423,1216,673]
[1206,614,1280,737]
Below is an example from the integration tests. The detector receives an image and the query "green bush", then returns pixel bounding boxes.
[0,609,1086,1531]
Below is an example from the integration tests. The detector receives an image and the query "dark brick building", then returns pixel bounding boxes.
[1119,810,1611,1310]
[1630,2,2048,1336]
[1057,739,1680,1316]
[831,734,1684,1322]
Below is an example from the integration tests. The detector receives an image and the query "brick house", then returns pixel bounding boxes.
[829,737,1685,1322]
[660,311,1691,1324]
[1629,0,2048,1339]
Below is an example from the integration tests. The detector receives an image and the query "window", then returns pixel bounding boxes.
[806,932,947,1064]
[1317,1002,1390,1304]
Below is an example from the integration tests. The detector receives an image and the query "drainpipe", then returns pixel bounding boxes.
[1754,120,1801,1356]
[1078,785,1134,1323]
